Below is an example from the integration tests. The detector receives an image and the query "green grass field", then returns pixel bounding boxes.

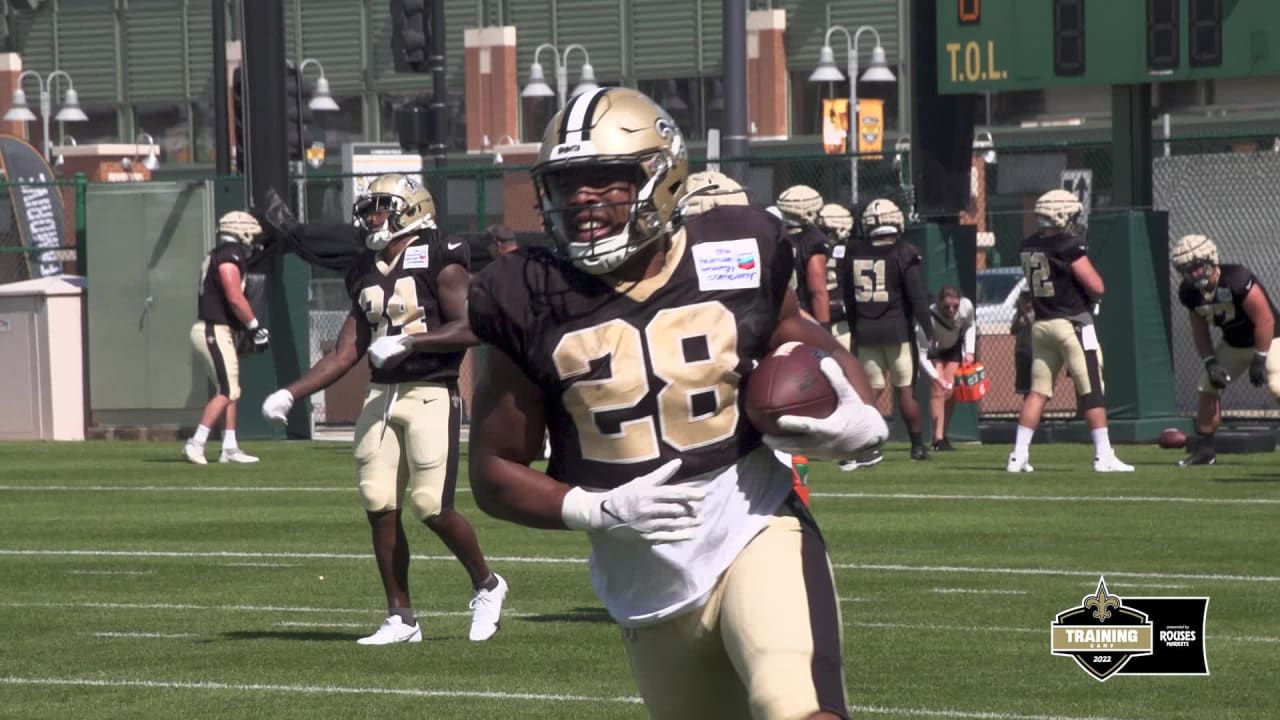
[0,439,1277,719]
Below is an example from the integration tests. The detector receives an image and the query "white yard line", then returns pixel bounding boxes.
[5,549,1275,584]
[66,569,152,576]
[4,600,1273,645]
[931,588,1029,595]
[93,632,196,639]
[0,676,1139,719]
[810,491,1280,506]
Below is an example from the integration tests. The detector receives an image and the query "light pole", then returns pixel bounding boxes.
[293,58,341,220]
[809,25,896,207]
[520,43,598,109]
[3,69,89,163]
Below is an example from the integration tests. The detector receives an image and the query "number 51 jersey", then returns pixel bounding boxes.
[469,205,794,489]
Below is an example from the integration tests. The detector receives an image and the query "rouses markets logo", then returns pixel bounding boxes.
[1051,576,1210,682]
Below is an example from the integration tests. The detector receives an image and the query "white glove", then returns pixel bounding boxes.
[560,460,705,543]
[369,335,413,369]
[262,388,294,424]
[762,357,889,459]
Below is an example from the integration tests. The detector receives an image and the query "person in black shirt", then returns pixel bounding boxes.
[840,198,935,463]
[1007,190,1133,473]
[1171,233,1280,466]
[183,211,269,465]
[261,173,507,645]
[817,202,855,351]
[774,185,832,325]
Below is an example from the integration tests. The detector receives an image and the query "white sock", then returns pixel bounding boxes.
[192,425,211,445]
[1091,428,1112,456]
[1014,425,1035,458]
[222,429,238,450]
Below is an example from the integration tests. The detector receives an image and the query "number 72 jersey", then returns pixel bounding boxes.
[468,206,794,489]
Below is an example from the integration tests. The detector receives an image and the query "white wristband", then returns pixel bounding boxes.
[246,318,260,331]
[560,487,598,531]
[1256,351,1269,358]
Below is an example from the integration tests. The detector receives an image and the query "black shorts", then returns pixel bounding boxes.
[930,343,964,364]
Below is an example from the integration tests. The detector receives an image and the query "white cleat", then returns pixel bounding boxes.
[468,573,508,642]
[1094,453,1135,473]
[357,615,422,645]
[218,448,260,464]
[1006,454,1034,473]
[182,442,208,466]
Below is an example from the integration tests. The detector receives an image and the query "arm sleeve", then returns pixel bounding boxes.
[915,322,938,379]
[902,261,935,341]
[961,298,977,355]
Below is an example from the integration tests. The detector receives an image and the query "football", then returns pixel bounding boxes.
[1158,427,1188,449]
[744,342,839,435]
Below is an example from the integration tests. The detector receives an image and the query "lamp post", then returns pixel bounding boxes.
[521,44,598,109]
[293,58,340,220]
[4,69,89,163]
[809,25,896,207]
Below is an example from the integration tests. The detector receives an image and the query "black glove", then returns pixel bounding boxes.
[1204,356,1231,389]
[1249,352,1268,387]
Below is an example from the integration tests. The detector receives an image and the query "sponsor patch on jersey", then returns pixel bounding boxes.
[403,245,430,269]
[692,238,762,291]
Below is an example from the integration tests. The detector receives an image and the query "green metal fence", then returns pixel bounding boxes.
[4,130,1278,433]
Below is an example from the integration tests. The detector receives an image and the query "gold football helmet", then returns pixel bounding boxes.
[681,170,749,217]
[532,87,689,275]
[217,211,263,246]
[862,198,904,239]
[353,173,436,251]
[1034,189,1083,231]
[816,203,854,242]
[1171,234,1220,289]
[776,185,823,226]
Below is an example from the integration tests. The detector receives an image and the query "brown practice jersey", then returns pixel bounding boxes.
[469,205,793,489]
[198,242,249,328]
[787,224,830,314]
[1179,264,1280,348]
[839,237,923,345]
[1019,230,1092,322]
[346,231,470,385]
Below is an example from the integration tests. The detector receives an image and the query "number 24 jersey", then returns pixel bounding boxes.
[345,232,470,385]
[468,206,793,489]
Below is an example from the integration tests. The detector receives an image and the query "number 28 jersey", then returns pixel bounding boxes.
[345,232,470,385]
[468,205,793,489]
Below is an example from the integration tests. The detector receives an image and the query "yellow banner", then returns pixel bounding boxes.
[857,98,884,159]
[822,98,849,155]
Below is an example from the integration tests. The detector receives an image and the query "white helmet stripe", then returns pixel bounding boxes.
[561,87,610,145]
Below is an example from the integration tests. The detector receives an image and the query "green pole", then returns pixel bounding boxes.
[74,173,88,276]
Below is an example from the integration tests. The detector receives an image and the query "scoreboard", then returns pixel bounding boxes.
[936,0,1280,94]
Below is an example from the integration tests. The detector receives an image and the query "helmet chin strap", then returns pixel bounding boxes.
[568,174,665,276]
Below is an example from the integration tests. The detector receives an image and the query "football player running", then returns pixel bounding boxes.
[1171,234,1280,466]
[261,174,507,644]
[1007,190,1133,473]
[840,198,936,464]
[466,87,887,720]
[183,211,269,465]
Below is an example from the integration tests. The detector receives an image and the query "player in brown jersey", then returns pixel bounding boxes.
[467,87,888,720]
[183,211,270,465]
[840,198,936,463]
[1007,189,1133,473]
[1171,234,1280,466]
[260,174,507,645]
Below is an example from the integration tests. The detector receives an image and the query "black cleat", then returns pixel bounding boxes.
[931,437,955,452]
[910,444,930,461]
[1176,449,1217,467]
